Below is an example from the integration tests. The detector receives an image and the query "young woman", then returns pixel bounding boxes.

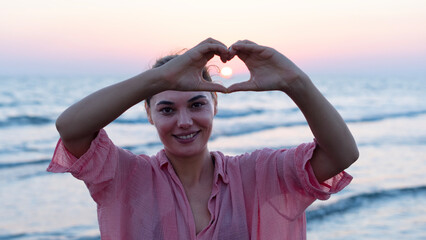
[48,38,359,239]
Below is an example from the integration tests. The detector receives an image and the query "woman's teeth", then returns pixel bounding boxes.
[177,133,196,139]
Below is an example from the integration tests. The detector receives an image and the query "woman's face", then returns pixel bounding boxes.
[146,90,217,159]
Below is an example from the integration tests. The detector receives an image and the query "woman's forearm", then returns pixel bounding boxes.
[285,77,359,173]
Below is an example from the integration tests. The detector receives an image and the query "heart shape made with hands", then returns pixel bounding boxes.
[202,45,299,94]
[172,38,305,94]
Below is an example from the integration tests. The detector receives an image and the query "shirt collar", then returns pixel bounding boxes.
[211,151,229,184]
[158,150,169,167]
[157,150,229,184]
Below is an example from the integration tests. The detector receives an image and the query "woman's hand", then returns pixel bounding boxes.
[159,38,230,93]
[227,40,309,93]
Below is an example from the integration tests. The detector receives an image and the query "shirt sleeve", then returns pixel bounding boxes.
[254,141,352,220]
[47,129,120,201]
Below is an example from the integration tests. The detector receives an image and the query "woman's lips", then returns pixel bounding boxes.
[173,131,200,142]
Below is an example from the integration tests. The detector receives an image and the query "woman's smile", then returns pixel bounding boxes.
[173,130,200,142]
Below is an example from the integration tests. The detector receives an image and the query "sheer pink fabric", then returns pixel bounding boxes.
[47,129,352,240]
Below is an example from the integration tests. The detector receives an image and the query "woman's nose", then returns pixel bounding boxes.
[177,110,193,128]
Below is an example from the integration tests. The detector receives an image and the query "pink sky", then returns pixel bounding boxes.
[1,0,425,76]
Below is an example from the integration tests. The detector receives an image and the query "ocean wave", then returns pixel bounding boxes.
[0,233,100,240]
[0,102,19,108]
[112,118,150,124]
[0,233,26,240]
[0,225,100,240]
[346,109,426,124]
[307,185,426,221]
[0,159,50,169]
[0,115,53,127]
[214,109,426,138]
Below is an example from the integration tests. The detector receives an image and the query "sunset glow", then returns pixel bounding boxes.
[1,0,426,76]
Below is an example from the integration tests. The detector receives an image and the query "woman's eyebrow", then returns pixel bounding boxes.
[156,95,206,106]
[156,100,174,106]
[188,95,207,102]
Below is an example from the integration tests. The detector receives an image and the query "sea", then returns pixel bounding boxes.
[1,73,425,239]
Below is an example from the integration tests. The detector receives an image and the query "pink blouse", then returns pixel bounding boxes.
[47,129,352,240]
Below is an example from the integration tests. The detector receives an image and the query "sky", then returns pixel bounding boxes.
[1,0,426,77]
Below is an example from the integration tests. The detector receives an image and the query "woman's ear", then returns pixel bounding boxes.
[145,101,154,125]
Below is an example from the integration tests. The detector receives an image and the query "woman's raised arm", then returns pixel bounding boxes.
[56,69,164,157]
[56,38,229,158]
[228,40,359,182]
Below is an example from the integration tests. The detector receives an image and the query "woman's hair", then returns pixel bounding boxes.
[145,54,214,107]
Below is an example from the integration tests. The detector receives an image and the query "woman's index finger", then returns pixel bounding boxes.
[198,42,229,60]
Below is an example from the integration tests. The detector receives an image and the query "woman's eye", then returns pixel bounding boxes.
[160,107,174,114]
[192,102,204,108]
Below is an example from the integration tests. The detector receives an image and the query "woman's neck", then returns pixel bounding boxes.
[166,149,214,188]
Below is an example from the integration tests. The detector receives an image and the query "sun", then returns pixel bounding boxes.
[220,66,233,78]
